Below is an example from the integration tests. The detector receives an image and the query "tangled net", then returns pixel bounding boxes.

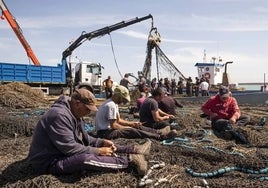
[1,83,268,187]
[0,82,49,108]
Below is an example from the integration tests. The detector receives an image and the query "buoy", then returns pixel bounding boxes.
[204,72,210,79]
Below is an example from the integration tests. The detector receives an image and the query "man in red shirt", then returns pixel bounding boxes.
[201,86,250,143]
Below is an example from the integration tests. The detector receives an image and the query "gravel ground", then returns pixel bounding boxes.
[0,83,268,188]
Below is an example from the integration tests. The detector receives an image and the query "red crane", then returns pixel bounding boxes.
[0,0,41,66]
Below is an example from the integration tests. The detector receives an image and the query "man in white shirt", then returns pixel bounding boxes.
[199,78,209,96]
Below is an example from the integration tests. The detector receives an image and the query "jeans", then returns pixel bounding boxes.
[211,115,250,132]
[211,115,251,144]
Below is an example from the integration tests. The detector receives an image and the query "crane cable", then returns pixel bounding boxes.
[108,33,123,79]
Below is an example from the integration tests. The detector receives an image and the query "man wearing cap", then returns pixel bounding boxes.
[95,85,176,140]
[201,85,250,143]
[28,88,151,176]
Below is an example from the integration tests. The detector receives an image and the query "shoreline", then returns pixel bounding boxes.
[175,92,268,105]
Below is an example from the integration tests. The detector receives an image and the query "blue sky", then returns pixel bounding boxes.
[1,0,268,84]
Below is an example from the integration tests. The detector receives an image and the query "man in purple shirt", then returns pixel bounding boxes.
[28,88,151,176]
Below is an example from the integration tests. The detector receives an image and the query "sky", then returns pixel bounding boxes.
[1,0,268,84]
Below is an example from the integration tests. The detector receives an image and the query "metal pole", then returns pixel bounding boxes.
[264,73,266,91]
[155,47,160,82]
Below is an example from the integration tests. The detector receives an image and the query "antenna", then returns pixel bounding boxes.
[203,49,207,63]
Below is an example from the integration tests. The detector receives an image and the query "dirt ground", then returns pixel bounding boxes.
[0,83,268,188]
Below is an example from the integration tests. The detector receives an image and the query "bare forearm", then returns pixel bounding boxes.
[111,122,131,129]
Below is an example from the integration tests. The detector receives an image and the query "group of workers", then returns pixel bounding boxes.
[27,79,252,178]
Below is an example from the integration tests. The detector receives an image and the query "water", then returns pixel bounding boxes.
[238,84,264,91]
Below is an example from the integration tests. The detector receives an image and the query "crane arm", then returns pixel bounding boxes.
[62,14,153,61]
[0,0,41,66]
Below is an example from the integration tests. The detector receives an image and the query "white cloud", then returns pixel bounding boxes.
[116,30,148,40]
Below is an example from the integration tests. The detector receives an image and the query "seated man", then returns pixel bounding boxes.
[139,87,178,134]
[158,90,183,124]
[95,85,176,140]
[137,92,146,111]
[159,90,183,116]
[28,88,151,176]
[132,92,146,118]
[201,85,250,144]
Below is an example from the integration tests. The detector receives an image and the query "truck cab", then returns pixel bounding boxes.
[74,61,102,94]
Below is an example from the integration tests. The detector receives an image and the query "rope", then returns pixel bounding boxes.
[185,166,268,178]
[162,137,245,158]
[138,160,166,187]
[204,146,245,158]
[108,34,123,78]
[161,128,212,146]
[250,176,268,180]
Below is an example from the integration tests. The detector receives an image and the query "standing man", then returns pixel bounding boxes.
[177,77,184,95]
[28,88,150,176]
[95,85,176,140]
[120,73,131,90]
[201,85,250,144]
[199,78,209,96]
[139,87,178,136]
[186,76,193,97]
[193,77,200,97]
[103,76,113,99]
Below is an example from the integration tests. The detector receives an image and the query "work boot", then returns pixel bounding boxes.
[129,154,148,176]
[158,126,170,135]
[230,130,250,145]
[160,129,178,140]
[166,129,178,138]
[222,130,234,140]
[133,139,152,155]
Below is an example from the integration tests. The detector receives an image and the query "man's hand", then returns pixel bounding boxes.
[210,113,218,120]
[229,117,236,124]
[98,147,115,156]
[168,115,175,119]
[103,140,117,152]
[163,114,175,121]
[131,121,142,128]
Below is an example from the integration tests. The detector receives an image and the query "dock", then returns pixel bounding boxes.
[175,92,268,105]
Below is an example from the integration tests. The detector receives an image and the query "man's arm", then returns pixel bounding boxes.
[152,109,171,122]
[229,98,241,122]
[109,113,140,129]
[46,114,99,155]
[201,98,218,120]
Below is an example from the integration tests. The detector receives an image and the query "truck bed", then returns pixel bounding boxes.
[0,62,66,84]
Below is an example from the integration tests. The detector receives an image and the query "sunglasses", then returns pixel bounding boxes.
[221,96,229,100]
